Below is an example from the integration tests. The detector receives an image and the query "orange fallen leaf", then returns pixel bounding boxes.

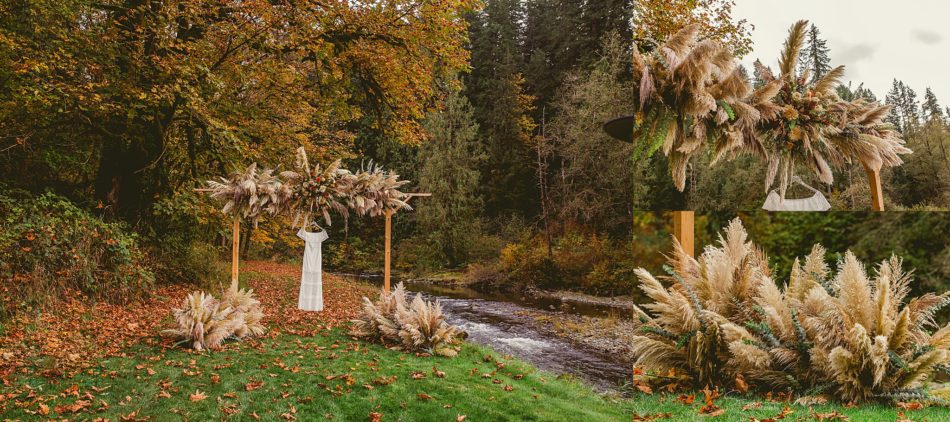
[735,374,749,393]
[677,394,695,405]
[189,390,207,402]
[897,402,924,410]
[369,412,382,422]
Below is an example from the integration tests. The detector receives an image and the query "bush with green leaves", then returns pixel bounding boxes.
[0,189,153,315]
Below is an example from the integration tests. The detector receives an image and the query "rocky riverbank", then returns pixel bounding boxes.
[514,309,638,368]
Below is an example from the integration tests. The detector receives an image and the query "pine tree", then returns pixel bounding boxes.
[923,88,945,123]
[465,0,539,218]
[885,79,917,133]
[417,87,487,267]
[902,84,922,132]
[837,82,876,102]
[522,0,633,117]
[797,24,831,81]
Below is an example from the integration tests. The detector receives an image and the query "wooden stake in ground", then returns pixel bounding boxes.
[673,211,695,258]
[864,164,885,211]
[384,209,393,293]
[231,216,241,291]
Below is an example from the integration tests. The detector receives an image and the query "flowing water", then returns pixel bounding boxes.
[338,274,632,392]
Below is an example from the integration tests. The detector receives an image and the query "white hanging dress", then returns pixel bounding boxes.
[762,177,832,212]
[297,227,329,312]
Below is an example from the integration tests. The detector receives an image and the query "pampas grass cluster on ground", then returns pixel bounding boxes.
[351,283,463,357]
[162,288,266,351]
[631,219,949,403]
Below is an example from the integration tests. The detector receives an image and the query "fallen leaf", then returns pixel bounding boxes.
[677,394,695,405]
[417,393,433,401]
[741,401,762,411]
[369,412,382,422]
[633,413,672,422]
[735,374,749,393]
[189,390,207,402]
[896,402,924,410]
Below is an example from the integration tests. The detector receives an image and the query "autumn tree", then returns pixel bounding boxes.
[0,0,477,222]
[632,0,753,56]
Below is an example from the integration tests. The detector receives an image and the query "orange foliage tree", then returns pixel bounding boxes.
[632,0,753,56]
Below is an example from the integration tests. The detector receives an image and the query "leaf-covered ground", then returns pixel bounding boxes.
[1,261,948,421]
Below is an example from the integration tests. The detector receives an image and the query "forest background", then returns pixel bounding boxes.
[2,0,948,318]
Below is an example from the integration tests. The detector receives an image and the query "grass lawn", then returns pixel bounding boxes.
[1,261,948,420]
[2,328,948,421]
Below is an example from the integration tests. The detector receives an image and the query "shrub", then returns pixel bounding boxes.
[351,283,463,357]
[162,288,266,351]
[0,190,154,315]
[630,219,950,403]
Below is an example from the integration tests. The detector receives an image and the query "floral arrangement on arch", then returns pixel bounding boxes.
[283,147,411,227]
[204,147,412,227]
[755,20,911,195]
[627,20,911,194]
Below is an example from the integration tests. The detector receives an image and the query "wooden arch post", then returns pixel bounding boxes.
[195,188,243,291]
[863,164,885,211]
[383,193,431,293]
[672,211,695,258]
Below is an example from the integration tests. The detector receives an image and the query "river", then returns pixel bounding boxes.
[337,274,633,393]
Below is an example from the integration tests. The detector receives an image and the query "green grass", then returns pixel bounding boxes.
[2,329,948,421]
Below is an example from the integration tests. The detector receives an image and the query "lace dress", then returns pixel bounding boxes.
[297,228,329,311]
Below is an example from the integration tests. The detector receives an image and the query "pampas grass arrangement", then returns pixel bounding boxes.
[755,20,911,194]
[630,24,774,191]
[631,219,950,403]
[281,147,411,226]
[206,163,293,227]
[163,289,266,351]
[351,283,463,357]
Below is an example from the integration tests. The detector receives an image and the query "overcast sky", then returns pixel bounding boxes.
[734,0,949,104]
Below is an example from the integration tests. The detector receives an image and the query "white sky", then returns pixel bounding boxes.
[735,0,950,104]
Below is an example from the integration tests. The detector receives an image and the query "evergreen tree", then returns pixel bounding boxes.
[798,24,831,81]
[902,84,921,131]
[522,0,633,116]
[465,0,538,218]
[837,82,876,102]
[923,88,945,123]
[417,87,487,267]
[885,79,920,133]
